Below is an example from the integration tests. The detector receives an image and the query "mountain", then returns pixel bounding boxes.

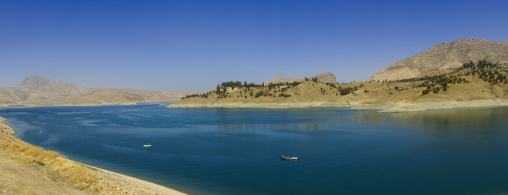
[0,76,193,106]
[19,76,84,92]
[14,76,92,104]
[264,72,337,84]
[370,39,508,81]
[170,40,508,111]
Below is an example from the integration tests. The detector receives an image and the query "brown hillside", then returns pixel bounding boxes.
[169,64,508,111]
[0,76,194,106]
[370,39,508,81]
[264,72,337,84]
[0,117,185,194]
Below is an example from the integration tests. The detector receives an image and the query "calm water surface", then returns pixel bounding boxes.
[1,104,508,194]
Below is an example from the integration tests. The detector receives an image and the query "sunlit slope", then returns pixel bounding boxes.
[169,62,508,110]
[370,39,508,81]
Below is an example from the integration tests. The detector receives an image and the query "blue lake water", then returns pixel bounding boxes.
[1,104,508,194]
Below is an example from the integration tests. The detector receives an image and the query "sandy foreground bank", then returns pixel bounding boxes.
[168,99,508,112]
[0,117,185,195]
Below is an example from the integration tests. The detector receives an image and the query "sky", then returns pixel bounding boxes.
[1,0,508,92]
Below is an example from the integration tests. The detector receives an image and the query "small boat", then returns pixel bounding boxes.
[281,155,298,160]
[143,143,152,147]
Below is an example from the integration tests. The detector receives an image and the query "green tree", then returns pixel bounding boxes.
[292,81,301,87]
[433,87,440,94]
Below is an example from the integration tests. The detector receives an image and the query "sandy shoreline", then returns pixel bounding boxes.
[0,117,186,195]
[167,99,508,112]
[71,160,186,195]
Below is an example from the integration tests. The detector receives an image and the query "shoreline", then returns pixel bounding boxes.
[0,100,176,108]
[69,159,186,195]
[0,116,186,195]
[167,99,508,112]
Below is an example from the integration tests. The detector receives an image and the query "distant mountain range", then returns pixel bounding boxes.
[0,76,193,106]
[370,39,508,81]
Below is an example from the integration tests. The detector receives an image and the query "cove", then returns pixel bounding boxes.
[1,104,508,195]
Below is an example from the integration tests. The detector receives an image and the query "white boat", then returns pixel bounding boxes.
[281,155,298,160]
[143,143,152,147]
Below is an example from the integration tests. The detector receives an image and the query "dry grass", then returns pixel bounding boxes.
[1,116,185,195]
[0,124,125,194]
[170,68,508,111]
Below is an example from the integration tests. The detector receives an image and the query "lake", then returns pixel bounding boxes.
[1,104,508,194]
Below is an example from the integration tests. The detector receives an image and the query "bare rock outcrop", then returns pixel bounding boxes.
[370,39,508,81]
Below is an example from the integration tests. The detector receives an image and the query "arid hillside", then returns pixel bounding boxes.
[370,39,508,81]
[0,117,185,194]
[264,72,336,84]
[169,60,508,111]
[0,76,193,106]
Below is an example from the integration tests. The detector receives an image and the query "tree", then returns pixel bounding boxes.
[312,77,318,82]
[304,77,309,81]
[268,83,275,90]
[292,81,301,87]
[433,87,440,94]
[255,91,264,98]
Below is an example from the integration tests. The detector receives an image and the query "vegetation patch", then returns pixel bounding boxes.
[174,59,508,108]
[33,160,45,166]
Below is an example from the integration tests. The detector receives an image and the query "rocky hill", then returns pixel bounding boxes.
[0,76,193,106]
[370,39,508,81]
[264,72,337,84]
[169,59,508,111]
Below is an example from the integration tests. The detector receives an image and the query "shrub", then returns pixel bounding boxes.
[33,160,45,166]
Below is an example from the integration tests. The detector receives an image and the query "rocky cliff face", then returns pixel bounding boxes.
[370,39,508,81]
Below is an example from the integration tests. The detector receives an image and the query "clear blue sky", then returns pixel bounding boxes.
[1,0,507,92]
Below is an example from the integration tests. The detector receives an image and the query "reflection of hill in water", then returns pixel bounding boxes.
[213,107,508,140]
[352,107,508,138]
[390,107,505,127]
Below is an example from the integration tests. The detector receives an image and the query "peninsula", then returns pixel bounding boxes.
[168,39,508,111]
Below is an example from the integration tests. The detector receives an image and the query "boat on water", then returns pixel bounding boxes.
[143,143,152,147]
[281,155,298,160]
